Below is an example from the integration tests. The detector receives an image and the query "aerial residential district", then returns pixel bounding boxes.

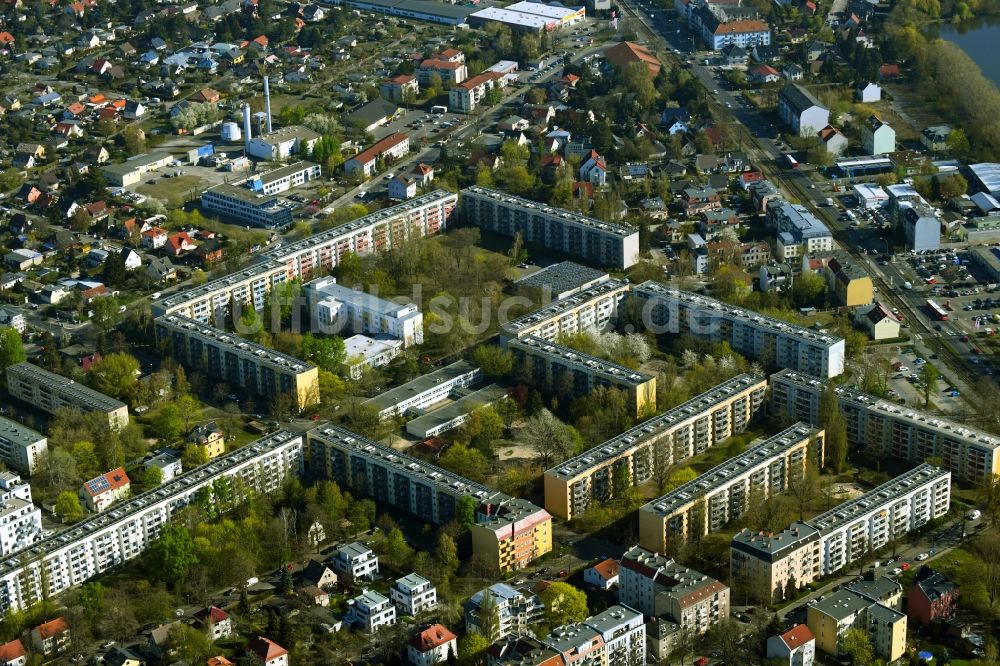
[0,0,999,664]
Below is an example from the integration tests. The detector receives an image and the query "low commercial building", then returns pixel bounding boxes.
[342,335,403,379]
[0,416,47,476]
[769,369,1000,483]
[246,125,320,161]
[807,588,906,662]
[344,133,410,178]
[362,360,481,420]
[0,430,303,613]
[853,183,889,209]
[630,282,846,378]
[638,423,825,553]
[6,362,129,429]
[500,278,630,343]
[101,152,173,187]
[246,161,321,195]
[514,262,609,301]
[544,374,767,520]
[155,314,320,411]
[507,336,656,418]
[971,245,1000,283]
[307,425,551,573]
[405,384,509,439]
[330,0,477,26]
[201,183,294,229]
[620,545,730,634]
[731,464,951,602]
[461,186,640,269]
[306,278,423,347]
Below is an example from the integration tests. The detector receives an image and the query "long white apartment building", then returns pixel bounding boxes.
[460,186,640,269]
[0,473,41,557]
[770,369,1000,484]
[152,190,457,322]
[500,277,629,343]
[544,374,767,520]
[305,278,423,347]
[154,314,320,412]
[307,425,552,573]
[630,281,846,378]
[0,417,47,476]
[246,160,322,196]
[6,362,129,429]
[731,464,951,601]
[361,360,481,420]
[0,431,303,614]
[639,423,825,553]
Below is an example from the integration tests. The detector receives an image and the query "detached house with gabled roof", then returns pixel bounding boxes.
[245,637,287,666]
[0,638,25,666]
[579,151,608,186]
[30,618,70,656]
[584,558,620,590]
[193,606,232,640]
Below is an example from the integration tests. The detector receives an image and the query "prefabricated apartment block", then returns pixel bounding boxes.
[543,374,767,520]
[630,281,846,378]
[638,423,825,553]
[770,369,1000,484]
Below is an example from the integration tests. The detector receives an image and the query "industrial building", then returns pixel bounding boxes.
[305,278,423,347]
[638,423,825,553]
[969,162,1000,198]
[731,464,950,605]
[543,374,767,520]
[326,0,478,25]
[500,277,629,342]
[769,369,1000,484]
[630,281,846,378]
[0,417,48,476]
[467,2,584,33]
[6,362,129,429]
[246,125,320,161]
[0,431,304,614]
[507,336,657,418]
[306,425,552,573]
[155,314,320,411]
[362,360,482,420]
[101,152,174,187]
[460,186,640,269]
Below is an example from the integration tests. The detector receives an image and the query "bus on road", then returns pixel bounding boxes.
[784,153,799,169]
[927,299,949,321]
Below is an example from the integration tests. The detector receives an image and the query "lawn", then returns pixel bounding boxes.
[136,174,205,207]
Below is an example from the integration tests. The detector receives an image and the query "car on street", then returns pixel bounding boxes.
[890,567,903,576]
[916,552,929,561]
[969,509,982,520]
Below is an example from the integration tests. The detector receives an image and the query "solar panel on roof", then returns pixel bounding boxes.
[86,476,110,495]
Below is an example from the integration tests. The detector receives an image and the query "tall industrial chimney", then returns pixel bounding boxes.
[263,76,273,134]
[242,104,252,152]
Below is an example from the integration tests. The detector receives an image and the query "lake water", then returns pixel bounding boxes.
[931,18,1000,88]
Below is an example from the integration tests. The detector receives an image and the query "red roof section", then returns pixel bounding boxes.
[34,618,69,639]
[409,624,456,652]
[247,637,287,661]
[780,624,814,650]
[604,41,661,76]
[350,132,408,166]
[714,19,769,35]
[590,558,620,580]
[0,639,25,660]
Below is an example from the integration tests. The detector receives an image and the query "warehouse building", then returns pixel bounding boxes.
[0,417,47,476]
[501,277,629,343]
[461,186,640,269]
[155,314,320,411]
[544,374,767,520]
[968,163,1000,198]
[0,431,303,613]
[101,152,174,187]
[508,336,657,417]
[328,0,478,25]
[6,362,129,429]
[731,464,950,605]
[307,425,552,573]
[630,281,846,378]
[769,369,1000,484]
[246,125,320,161]
[638,423,825,553]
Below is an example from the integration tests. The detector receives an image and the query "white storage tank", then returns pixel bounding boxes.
[220,121,241,142]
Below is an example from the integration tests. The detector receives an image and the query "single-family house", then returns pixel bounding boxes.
[193,607,233,641]
[80,467,130,512]
[584,558,620,589]
[245,637,288,666]
[408,624,457,666]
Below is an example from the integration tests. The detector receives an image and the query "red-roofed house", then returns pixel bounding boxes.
[0,638,26,666]
[415,163,435,186]
[166,231,196,257]
[408,624,457,666]
[80,467,130,512]
[31,618,70,656]
[604,41,661,78]
[344,133,410,178]
[380,74,418,103]
[64,102,86,119]
[0,32,14,46]
[766,624,815,666]
[141,226,168,250]
[246,637,288,666]
[579,150,608,186]
[207,657,235,666]
[750,64,781,83]
[879,64,900,80]
[194,606,233,640]
[584,558,620,589]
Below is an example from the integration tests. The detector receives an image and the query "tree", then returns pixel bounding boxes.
[438,443,489,483]
[519,409,578,468]
[471,345,513,379]
[920,362,940,407]
[458,633,491,666]
[0,326,25,375]
[539,582,589,626]
[146,523,198,588]
[168,622,212,665]
[973,529,1000,610]
[842,628,874,665]
[87,352,140,399]
[826,411,848,473]
[153,404,184,443]
[91,297,123,334]
[666,467,697,491]
[55,491,84,523]
[301,333,347,373]
[475,588,502,643]
[434,532,460,580]
[788,461,820,521]
[123,125,146,155]
[791,271,826,307]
